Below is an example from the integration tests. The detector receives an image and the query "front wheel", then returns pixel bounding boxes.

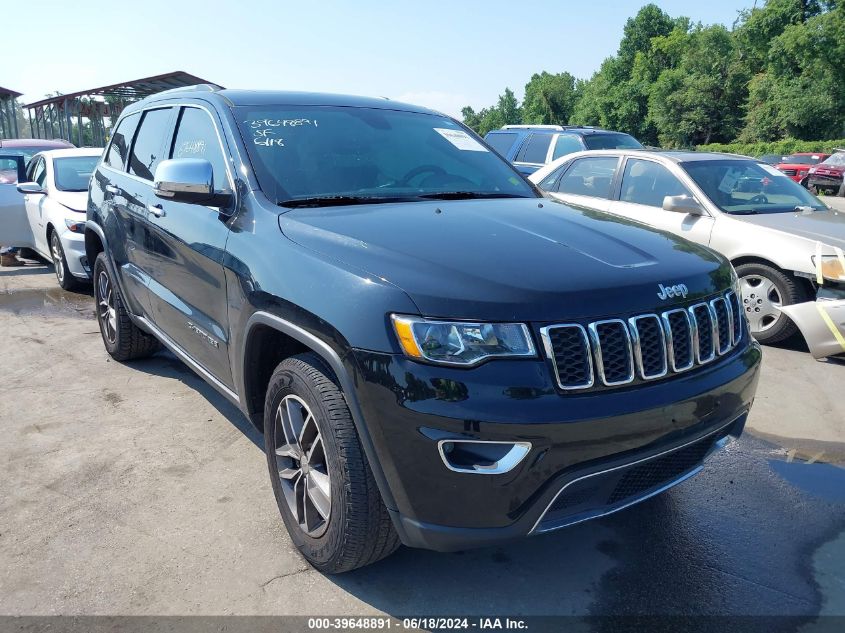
[735,262,807,344]
[93,253,160,361]
[264,353,399,573]
[50,231,81,291]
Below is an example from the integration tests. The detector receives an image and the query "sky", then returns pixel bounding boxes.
[4,0,754,117]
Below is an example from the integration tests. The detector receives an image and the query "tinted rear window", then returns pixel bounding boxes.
[129,108,174,181]
[515,133,553,164]
[104,112,140,171]
[484,132,519,157]
[583,133,643,150]
[782,154,824,165]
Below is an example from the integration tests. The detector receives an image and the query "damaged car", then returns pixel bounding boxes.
[530,150,845,355]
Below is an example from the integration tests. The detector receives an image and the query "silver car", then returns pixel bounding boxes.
[530,150,845,352]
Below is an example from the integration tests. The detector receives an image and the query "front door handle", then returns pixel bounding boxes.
[148,203,166,218]
[105,184,120,195]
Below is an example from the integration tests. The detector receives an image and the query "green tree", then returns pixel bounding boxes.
[648,25,749,146]
[521,71,579,125]
[571,4,685,143]
[461,88,521,136]
[742,3,845,140]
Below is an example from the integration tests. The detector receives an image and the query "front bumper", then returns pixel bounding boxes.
[350,339,761,551]
[808,174,843,190]
[60,229,91,279]
[779,288,845,359]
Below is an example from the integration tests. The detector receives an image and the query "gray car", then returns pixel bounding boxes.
[530,150,845,350]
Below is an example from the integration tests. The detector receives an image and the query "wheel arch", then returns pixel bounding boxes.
[731,255,814,296]
[84,224,105,266]
[240,311,399,512]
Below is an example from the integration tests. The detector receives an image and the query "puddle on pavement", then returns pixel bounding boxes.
[760,438,845,502]
[0,288,95,320]
[769,459,845,503]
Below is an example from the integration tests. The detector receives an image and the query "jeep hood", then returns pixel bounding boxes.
[279,198,728,321]
[731,207,845,250]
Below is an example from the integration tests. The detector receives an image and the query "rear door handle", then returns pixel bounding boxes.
[148,203,166,218]
[105,185,120,194]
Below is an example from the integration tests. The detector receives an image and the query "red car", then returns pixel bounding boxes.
[807,151,845,195]
[775,152,830,184]
[0,138,75,183]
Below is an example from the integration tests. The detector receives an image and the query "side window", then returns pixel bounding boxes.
[556,156,619,199]
[515,133,553,165]
[104,112,141,171]
[128,108,174,181]
[170,107,230,192]
[620,159,692,208]
[484,132,518,158]
[538,163,567,190]
[552,134,584,161]
[25,156,40,182]
[32,158,47,186]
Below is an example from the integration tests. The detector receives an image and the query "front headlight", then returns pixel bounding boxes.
[391,315,536,366]
[812,252,845,282]
[819,257,845,282]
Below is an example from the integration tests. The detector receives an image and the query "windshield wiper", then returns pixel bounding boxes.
[277,195,421,208]
[727,209,758,215]
[417,191,531,200]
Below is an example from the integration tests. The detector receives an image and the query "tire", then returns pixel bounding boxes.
[50,230,82,291]
[93,252,160,361]
[735,262,808,345]
[264,352,399,573]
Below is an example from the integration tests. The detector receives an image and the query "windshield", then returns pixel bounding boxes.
[233,105,535,206]
[820,153,845,167]
[583,133,643,151]
[0,147,52,163]
[53,155,99,192]
[683,159,826,214]
[782,154,824,165]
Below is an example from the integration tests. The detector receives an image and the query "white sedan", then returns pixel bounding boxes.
[530,149,845,351]
[5,148,102,290]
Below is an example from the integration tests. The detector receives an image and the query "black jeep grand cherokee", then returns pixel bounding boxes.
[86,85,761,573]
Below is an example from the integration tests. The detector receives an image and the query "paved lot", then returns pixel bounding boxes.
[1,264,844,619]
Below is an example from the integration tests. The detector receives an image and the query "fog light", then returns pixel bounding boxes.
[437,440,531,475]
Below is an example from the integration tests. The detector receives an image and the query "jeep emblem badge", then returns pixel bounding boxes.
[657,283,689,300]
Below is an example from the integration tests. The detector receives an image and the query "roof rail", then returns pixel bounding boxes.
[153,83,224,97]
[501,124,566,131]
[500,124,598,131]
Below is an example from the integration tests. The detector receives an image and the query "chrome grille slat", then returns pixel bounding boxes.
[543,290,742,391]
[710,297,732,355]
[540,324,594,390]
[628,314,667,380]
[661,308,694,372]
[726,291,742,346]
[689,303,716,364]
[589,319,635,386]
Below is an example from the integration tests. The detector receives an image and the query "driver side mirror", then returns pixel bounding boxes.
[17,182,45,195]
[663,194,704,216]
[153,158,232,207]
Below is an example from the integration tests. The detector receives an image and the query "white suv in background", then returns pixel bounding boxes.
[11,148,102,290]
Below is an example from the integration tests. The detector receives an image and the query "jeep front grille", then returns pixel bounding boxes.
[540,291,743,390]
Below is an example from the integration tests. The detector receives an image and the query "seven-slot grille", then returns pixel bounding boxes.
[541,291,743,390]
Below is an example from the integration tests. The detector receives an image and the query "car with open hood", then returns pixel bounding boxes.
[530,149,845,353]
[85,86,760,572]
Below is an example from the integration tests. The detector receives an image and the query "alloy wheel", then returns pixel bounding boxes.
[273,395,332,537]
[97,270,117,344]
[51,233,65,285]
[739,274,783,334]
